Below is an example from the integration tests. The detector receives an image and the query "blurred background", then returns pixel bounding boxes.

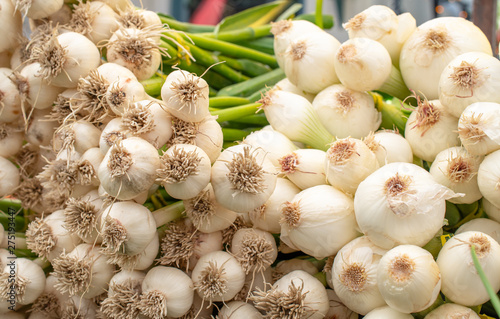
[131,0,476,42]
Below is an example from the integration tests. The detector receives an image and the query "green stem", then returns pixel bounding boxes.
[140,76,166,97]
[471,245,500,317]
[379,65,412,101]
[217,54,272,77]
[221,128,252,141]
[152,201,185,228]
[181,33,278,68]
[200,25,272,42]
[159,14,215,33]
[371,92,412,134]
[228,113,269,126]
[211,103,261,123]
[217,68,285,97]
[181,41,250,83]
[315,0,324,29]
[209,96,250,108]
[234,38,275,55]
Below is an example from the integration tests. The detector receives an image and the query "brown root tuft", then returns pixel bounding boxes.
[339,262,367,292]
[52,251,92,296]
[157,146,202,184]
[25,217,56,259]
[226,146,266,194]
[281,201,301,229]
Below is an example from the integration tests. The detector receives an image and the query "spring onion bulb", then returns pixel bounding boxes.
[404,96,460,162]
[278,148,327,190]
[158,219,222,270]
[0,69,22,123]
[26,210,81,261]
[218,301,263,319]
[106,77,147,116]
[69,1,118,44]
[99,118,128,154]
[161,70,211,123]
[98,137,160,200]
[477,149,500,208]
[54,120,101,155]
[52,244,114,298]
[400,17,492,100]
[271,20,324,70]
[364,130,413,166]
[31,31,101,88]
[423,303,481,319]
[429,146,483,204]
[325,137,380,194]
[273,259,319,281]
[325,289,359,319]
[100,201,156,256]
[0,123,23,158]
[15,62,65,110]
[230,228,277,275]
[0,156,19,197]
[184,184,238,233]
[313,84,382,139]
[118,7,162,29]
[191,250,246,303]
[439,52,500,118]
[274,78,315,102]
[106,25,164,81]
[120,99,173,148]
[456,218,500,244]
[344,5,416,68]
[251,270,329,319]
[260,89,333,150]
[138,266,194,319]
[282,31,341,94]
[280,185,360,259]
[249,177,300,234]
[0,258,45,306]
[332,236,388,315]
[157,144,211,200]
[0,0,22,52]
[13,0,63,19]
[483,197,500,223]
[363,306,413,319]
[458,102,500,156]
[167,116,224,163]
[437,231,500,306]
[354,162,456,249]
[377,245,441,313]
[99,270,145,319]
[211,144,277,213]
[242,127,298,168]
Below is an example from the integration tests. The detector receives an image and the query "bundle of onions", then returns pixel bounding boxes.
[354,162,456,249]
[280,184,360,259]
[437,231,500,306]
[343,5,416,68]
[250,270,329,319]
[439,52,500,118]
[332,236,388,315]
[312,84,382,139]
[400,17,492,100]
[429,146,483,204]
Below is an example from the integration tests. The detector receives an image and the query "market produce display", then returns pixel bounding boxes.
[0,0,500,318]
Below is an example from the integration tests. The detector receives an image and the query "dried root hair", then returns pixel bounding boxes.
[13,177,44,210]
[226,146,267,195]
[52,251,93,296]
[29,292,62,317]
[0,271,31,303]
[25,216,57,259]
[100,278,143,319]
[166,117,199,147]
[195,260,229,303]
[250,280,311,319]
[157,219,197,270]
[156,145,202,184]
[73,69,112,123]
[63,197,99,239]
[120,100,155,135]
[222,215,251,248]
